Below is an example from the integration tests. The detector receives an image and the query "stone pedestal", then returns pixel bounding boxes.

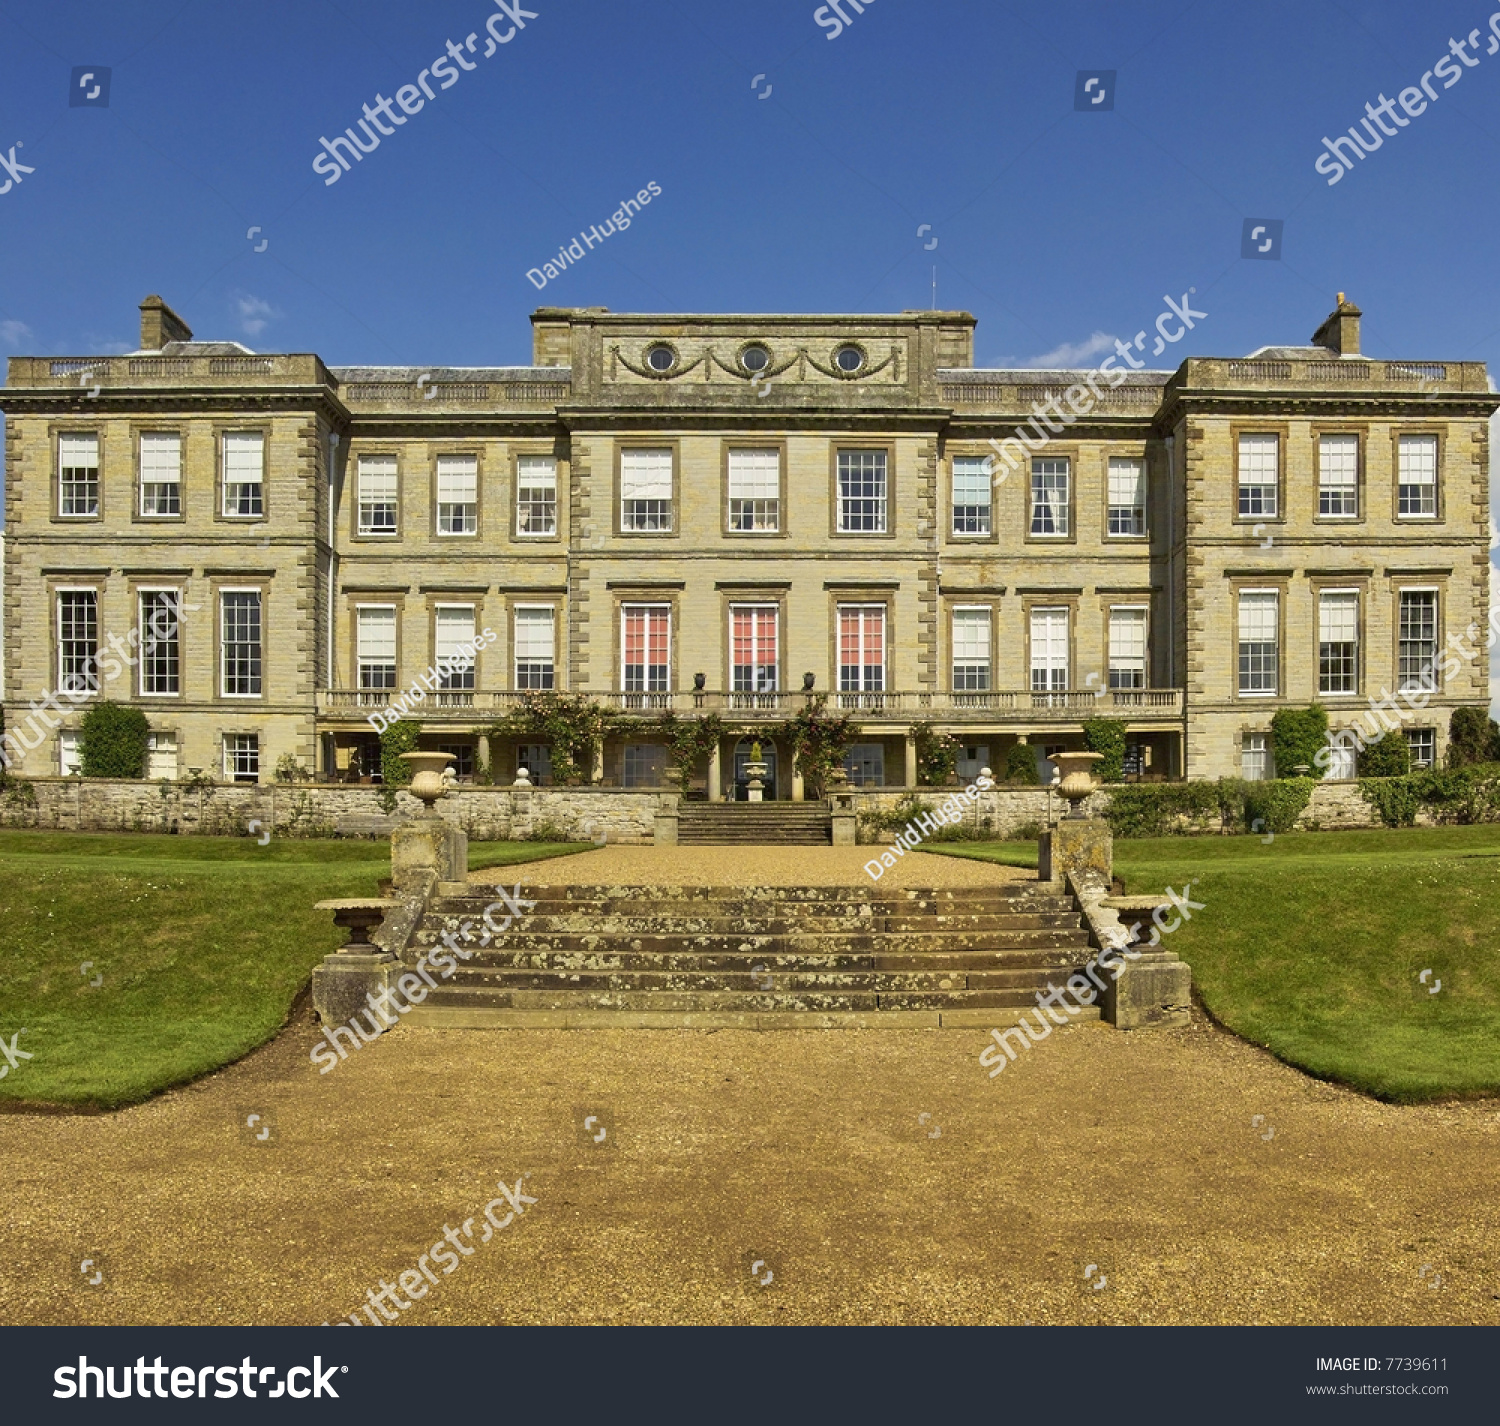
[391,817,467,896]
[1038,817,1111,882]
[312,950,400,1033]
[655,793,680,845]
[1101,950,1192,1029]
[830,790,857,845]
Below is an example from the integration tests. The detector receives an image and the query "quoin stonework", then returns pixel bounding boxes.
[1,294,1493,791]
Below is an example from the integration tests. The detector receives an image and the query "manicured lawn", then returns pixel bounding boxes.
[0,831,588,1109]
[925,825,1500,1103]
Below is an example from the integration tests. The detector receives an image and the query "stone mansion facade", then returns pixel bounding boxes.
[1,295,1493,796]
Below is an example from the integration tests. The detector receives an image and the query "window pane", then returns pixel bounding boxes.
[436,455,477,533]
[223,433,264,516]
[1398,435,1437,517]
[622,606,669,692]
[952,457,992,535]
[1030,459,1069,536]
[1237,434,1278,517]
[1107,458,1145,535]
[1241,733,1269,781]
[224,733,259,782]
[1030,607,1068,691]
[1238,592,1278,693]
[59,433,100,516]
[837,450,887,533]
[139,592,182,695]
[357,606,397,690]
[58,590,100,694]
[728,450,780,532]
[731,605,778,692]
[1318,435,1358,517]
[1108,607,1147,690]
[952,607,991,690]
[838,605,885,691]
[221,593,263,695]
[1398,591,1438,687]
[358,455,398,534]
[515,607,556,690]
[517,455,557,535]
[140,433,182,516]
[1318,592,1358,694]
[435,606,476,691]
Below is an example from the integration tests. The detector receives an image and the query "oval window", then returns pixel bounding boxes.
[835,344,865,373]
[740,344,771,373]
[646,344,676,372]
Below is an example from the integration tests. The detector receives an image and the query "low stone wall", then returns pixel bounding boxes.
[0,778,665,843]
[0,775,1399,841]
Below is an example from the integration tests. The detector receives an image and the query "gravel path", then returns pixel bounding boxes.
[3,995,1496,1326]
[478,845,1032,888]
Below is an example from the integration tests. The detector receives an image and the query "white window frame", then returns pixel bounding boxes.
[1397,434,1438,519]
[1237,434,1278,519]
[1029,606,1069,691]
[1106,457,1146,537]
[139,432,182,517]
[56,586,100,697]
[620,603,671,693]
[951,456,993,537]
[138,587,183,698]
[620,449,674,533]
[435,454,478,535]
[514,605,557,691]
[1317,589,1360,696]
[1317,434,1358,519]
[1029,459,1070,537]
[951,606,992,691]
[837,603,886,692]
[146,731,179,780]
[59,728,83,777]
[836,450,888,534]
[219,588,263,698]
[730,603,779,693]
[223,732,260,783]
[357,455,398,536]
[1240,732,1270,782]
[221,431,264,518]
[1108,605,1148,691]
[516,455,557,537]
[1405,727,1437,770]
[727,449,780,533]
[434,604,477,692]
[1237,589,1279,696]
[1397,587,1439,690]
[357,603,398,692]
[58,433,100,518]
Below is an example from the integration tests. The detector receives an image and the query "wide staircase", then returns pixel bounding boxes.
[678,801,833,846]
[403,881,1096,1029]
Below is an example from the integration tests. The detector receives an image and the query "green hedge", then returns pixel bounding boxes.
[1359,764,1500,828]
[1270,705,1329,776]
[1082,717,1128,784]
[79,702,150,778]
[1357,729,1410,778]
[1004,743,1039,785]
[1100,777,1314,839]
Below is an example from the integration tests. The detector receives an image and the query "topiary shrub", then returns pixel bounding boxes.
[1358,729,1411,778]
[1082,717,1128,783]
[1448,706,1500,768]
[1101,781,1221,838]
[380,719,422,788]
[79,702,150,778]
[1270,705,1329,778]
[1004,742,1039,785]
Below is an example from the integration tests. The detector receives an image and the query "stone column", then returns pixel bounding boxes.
[591,744,606,785]
[904,732,918,788]
[707,743,722,802]
[477,732,492,779]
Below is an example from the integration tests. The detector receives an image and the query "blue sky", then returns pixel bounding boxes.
[2,0,1497,703]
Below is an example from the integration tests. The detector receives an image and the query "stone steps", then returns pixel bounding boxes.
[402,878,1096,1025]
[677,805,833,845]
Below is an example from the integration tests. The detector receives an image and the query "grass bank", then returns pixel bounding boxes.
[925,825,1500,1103]
[0,831,589,1109]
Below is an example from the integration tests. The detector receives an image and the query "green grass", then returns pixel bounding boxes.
[0,830,588,1109]
[924,825,1500,1102]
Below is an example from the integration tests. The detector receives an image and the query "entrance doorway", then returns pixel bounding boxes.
[732,739,777,801]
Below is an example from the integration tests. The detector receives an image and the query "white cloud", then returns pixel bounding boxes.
[1023,331,1118,369]
[0,319,33,347]
[234,294,280,338]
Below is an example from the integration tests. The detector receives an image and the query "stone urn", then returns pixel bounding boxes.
[399,750,455,815]
[742,759,769,802]
[1052,750,1104,819]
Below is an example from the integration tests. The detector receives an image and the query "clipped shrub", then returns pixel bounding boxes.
[1242,777,1315,835]
[1100,781,1221,839]
[1270,705,1329,778]
[1082,717,1128,783]
[79,702,150,778]
[1357,729,1411,778]
[1361,764,1500,827]
[1004,742,1039,785]
[1448,706,1500,768]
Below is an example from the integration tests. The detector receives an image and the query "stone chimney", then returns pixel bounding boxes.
[139,295,193,351]
[1312,293,1361,356]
